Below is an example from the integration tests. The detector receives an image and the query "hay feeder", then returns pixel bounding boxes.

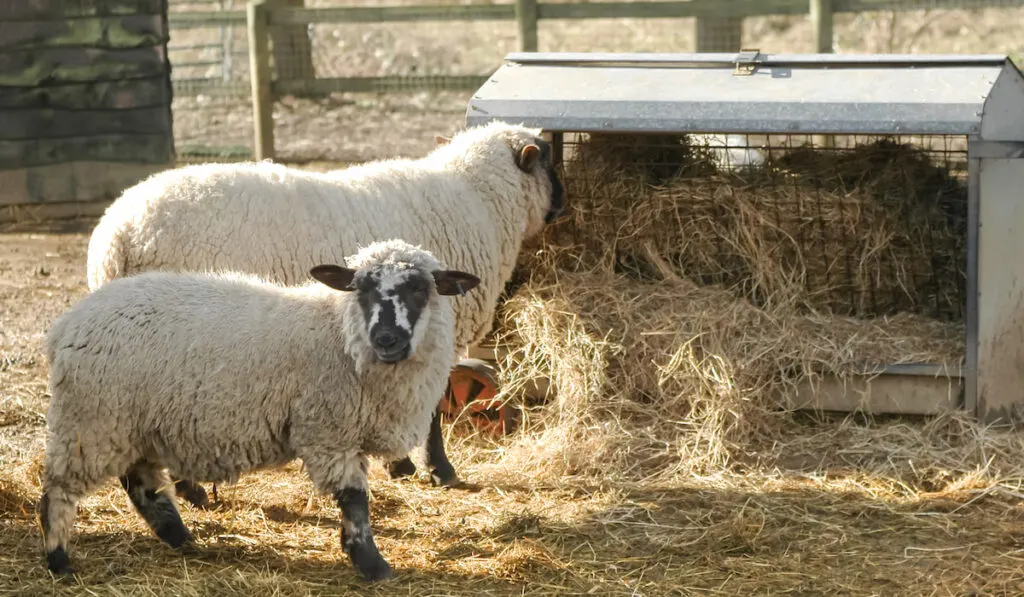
[465,51,1024,424]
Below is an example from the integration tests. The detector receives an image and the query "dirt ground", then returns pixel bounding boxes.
[3,222,1024,596]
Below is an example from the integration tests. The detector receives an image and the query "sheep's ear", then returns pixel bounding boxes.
[310,264,358,291]
[435,135,451,146]
[433,270,481,296]
[516,144,541,172]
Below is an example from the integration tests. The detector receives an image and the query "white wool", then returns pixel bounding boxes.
[44,240,457,498]
[86,121,560,354]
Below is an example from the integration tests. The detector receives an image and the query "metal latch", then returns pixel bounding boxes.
[733,48,762,76]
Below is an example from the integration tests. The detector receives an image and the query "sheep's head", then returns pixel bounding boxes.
[310,241,480,364]
[437,122,566,239]
[508,130,565,236]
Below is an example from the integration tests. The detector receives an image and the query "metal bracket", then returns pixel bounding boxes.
[733,48,762,76]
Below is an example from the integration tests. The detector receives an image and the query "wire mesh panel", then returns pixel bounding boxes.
[554,131,968,322]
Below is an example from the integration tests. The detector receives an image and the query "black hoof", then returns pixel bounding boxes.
[387,458,417,480]
[346,537,394,582]
[354,556,394,582]
[175,480,209,509]
[429,462,461,488]
[156,522,195,550]
[46,547,74,576]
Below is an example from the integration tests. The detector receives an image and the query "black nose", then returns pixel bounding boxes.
[374,330,398,349]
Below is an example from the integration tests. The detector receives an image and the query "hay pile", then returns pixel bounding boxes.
[481,134,969,482]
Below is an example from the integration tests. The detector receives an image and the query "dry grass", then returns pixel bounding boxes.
[476,135,969,484]
[3,154,1024,594]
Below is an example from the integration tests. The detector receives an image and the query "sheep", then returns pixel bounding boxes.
[84,120,565,502]
[38,239,481,582]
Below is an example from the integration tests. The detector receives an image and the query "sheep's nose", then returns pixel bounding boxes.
[374,330,399,349]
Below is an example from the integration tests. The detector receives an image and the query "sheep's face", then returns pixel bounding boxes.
[310,262,481,364]
[509,133,565,237]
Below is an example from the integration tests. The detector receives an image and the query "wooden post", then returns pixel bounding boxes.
[810,0,835,148]
[515,0,539,52]
[247,0,275,160]
[270,0,315,93]
[810,0,834,53]
[695,16,743,53]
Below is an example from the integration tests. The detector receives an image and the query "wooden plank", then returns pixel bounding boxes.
[172,78,248,97]
[0,77,172,110]
[0,46,169,87]
[975,158,1024,425]
[174,0,1024,28]
[789,373,962,415]
[539,0,805,21]
[0,134,173,170]
[0,15,167,51]
[167,10,247,29]
[248,0,275,160]
[0,106,172,141]
[270,0,315,86]
[515,0,539,52]
[810,0,834,53]
[274,74,490,95]
[0,0,163,21]
[272,4,516,25]
[0,161,165,207]
[833,0,1024,12]
[0,201,111,226]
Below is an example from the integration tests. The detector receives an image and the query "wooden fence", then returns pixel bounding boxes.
[0,0,175,222]
[170,0,1024,159]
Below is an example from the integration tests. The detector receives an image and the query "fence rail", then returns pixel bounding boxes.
[168,0,1024,158]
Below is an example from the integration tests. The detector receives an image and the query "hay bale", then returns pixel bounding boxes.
[548,133,966,319]
[490,266,963,479]
[478,133,968,481]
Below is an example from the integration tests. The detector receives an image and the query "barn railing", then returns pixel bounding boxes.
[174,0,1024,158]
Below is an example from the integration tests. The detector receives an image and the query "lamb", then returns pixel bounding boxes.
[85,120,565,501]
[38,239,481,582]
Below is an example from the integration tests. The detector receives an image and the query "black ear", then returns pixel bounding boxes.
[432,270,481,296]
[310,264,358,291]
[515,143,541,172]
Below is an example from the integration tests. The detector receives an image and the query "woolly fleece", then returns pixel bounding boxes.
[87,121,559,352]
[44,240,458,523]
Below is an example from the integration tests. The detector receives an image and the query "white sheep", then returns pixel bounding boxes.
[85,121,565,499]
[39,239,481,582]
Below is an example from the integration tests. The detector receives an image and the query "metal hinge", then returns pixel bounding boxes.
[733,48,762,76]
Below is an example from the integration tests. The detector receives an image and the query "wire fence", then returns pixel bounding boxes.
[167,0,1024,163]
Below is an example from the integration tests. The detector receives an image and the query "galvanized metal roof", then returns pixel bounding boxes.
[465,52,1024,139]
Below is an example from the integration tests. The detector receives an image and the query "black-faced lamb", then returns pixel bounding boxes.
[39,239,480,582]
[85,121,565,501]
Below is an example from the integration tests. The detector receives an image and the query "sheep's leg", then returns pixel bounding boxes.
[386,456,417,479]
[424,401,461,487]
[335,485,393,582]
[386,400,461,487]
[119,462,194,550]
[38,484,81,575]
[174,479,210,508]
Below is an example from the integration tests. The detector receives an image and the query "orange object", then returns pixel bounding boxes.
[442,359,515,436]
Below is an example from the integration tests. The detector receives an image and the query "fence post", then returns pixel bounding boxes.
[810,0,834,53]
[810,0,835,148]
[515,0,539,52]
[271,0,316,93]
[247,0,275,160]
